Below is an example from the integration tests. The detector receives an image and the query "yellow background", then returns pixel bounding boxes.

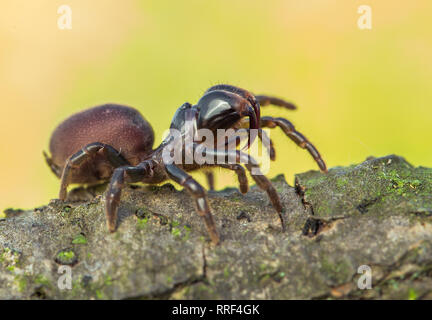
[1,0,431,213]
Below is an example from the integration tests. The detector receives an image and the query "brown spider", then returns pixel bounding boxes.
[44,84,327,245]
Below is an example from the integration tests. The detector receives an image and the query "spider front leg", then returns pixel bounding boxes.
[236,128,275,161]
[59,142,129,200]
[165,163,220,245]
[255,95,297,110]
[105,161,155,232]
[204,148,285,231]
[235,120,275,161]
[260,116,327,172]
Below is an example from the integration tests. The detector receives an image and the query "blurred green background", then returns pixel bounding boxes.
[1,0,431,214]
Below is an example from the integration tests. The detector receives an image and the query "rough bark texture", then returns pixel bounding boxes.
[1,155,431,300]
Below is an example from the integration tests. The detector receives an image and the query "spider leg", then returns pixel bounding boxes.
[204,162,249,193]
[218,164,249,194]
[203,148,285,231]
[105,160,156,232]
[255,95,297,110]
[200,138,249,193]
[260,116,327,172]
[43,151,62,177]
[242,128,275,160]
[257,129,276,160]
[235,121,276,160]
[59,142,129,200]
[165,163,220,245]
[205,171,215,191]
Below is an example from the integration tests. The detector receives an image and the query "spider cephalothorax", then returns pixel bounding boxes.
[44,84,327,245]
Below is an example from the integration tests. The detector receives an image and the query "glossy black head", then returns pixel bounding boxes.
[205,84,261,121]
[196,90,258,131]
[195,89,260,148]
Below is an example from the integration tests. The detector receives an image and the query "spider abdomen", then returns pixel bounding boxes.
[48,104,154,182]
